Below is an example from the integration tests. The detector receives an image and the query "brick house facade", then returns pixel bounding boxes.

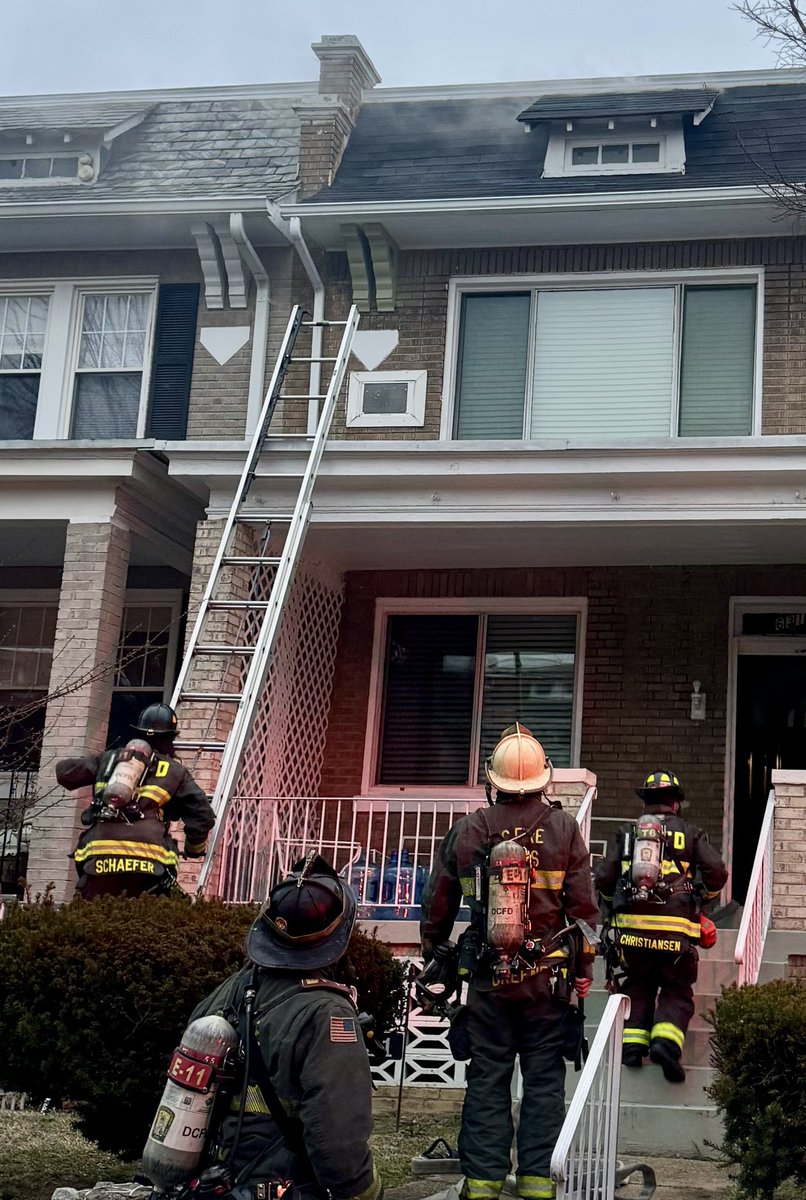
[4,35,806,918]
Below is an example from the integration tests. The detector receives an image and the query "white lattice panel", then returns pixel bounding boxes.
[370,959,468,1089]
[214,558,344,901]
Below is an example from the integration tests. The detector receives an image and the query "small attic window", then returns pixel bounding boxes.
[542,120,686,179]
[0,155,82,181]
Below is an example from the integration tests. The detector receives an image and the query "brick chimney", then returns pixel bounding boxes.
[295,35,381,199]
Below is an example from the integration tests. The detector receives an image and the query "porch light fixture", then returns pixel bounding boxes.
[690,680,706,721]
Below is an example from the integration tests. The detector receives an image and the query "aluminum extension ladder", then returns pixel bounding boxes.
[170,303,360,892]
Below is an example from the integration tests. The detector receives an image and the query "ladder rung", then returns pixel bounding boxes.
[293,355,339,362]
[194,644,256,655]
[234,512,294,522]
[174,740,227,753]
[207,600,272,609]
[180,692,243,703]
[221,556,282,565]
[280,394,326,400]
[302,319,348,327]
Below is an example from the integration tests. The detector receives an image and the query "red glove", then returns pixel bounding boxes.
[574,977,592,998]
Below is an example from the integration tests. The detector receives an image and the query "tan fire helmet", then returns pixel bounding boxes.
[485,722,553,796]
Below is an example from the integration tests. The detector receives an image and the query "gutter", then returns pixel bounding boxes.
[266,200,326,436]
[229,212,270,435]
[279,183,774,221]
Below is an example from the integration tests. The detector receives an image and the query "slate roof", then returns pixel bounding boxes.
[517,88,718,124]
[0,87,313,205]
[0,101,149,132]
[306,82,806,203]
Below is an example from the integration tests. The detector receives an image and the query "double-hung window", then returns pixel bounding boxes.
[72,291,153,438]
[369,601,585,790]
[0,295,50,438]
[450,275,759,441]
[108,593,182,747]
[0,595,58,768]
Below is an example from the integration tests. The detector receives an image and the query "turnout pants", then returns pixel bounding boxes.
[621,947,698,1059]
[459,974,566,1200]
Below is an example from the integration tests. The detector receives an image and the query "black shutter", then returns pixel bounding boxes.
[146,283,199,439]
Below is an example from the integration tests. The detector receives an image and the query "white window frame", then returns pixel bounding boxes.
[0,151,91,185]
[346,370,427,429]
[116,589,184,702]
[542,121,686,179]
[0,590,59,691]
[0,277,158,441]
[440,268,765,442]
[360,596,588,798]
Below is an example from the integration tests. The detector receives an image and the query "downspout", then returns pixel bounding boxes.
[266,200,325,436]
[229,212,270,436]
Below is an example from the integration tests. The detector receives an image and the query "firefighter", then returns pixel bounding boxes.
[420,723,600,1200]
[56,702,214,900]
[186,853,383,1200]
[595,770,728,1083]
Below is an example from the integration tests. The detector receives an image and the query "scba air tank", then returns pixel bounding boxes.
[487,840,530,974]
[631,814,665,899]
[105,739,153,810]
[142,1015,238,1194]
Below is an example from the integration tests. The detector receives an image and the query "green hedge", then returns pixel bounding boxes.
[0,897,404,1159]
[708,979,806,1197]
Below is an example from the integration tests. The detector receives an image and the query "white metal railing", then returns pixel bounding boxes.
[735,789,775,987]
[551,993,630,1200]
[272,791,595,919]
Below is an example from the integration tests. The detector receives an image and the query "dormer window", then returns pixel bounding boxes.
[517,88,716,181]
[0,103,150,187]
[0,155,84,181]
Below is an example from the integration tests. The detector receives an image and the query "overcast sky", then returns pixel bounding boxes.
[0,0,785,97]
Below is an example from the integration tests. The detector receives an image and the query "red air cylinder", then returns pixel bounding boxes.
[487,840,530,975]
[142,1015,238,1194]
[631,814,665,899]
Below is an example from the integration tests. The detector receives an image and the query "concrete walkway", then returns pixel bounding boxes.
[387,1156,732,1200]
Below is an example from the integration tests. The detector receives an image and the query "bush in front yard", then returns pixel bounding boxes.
[708,979,806,1197]
[0,897,405,1160]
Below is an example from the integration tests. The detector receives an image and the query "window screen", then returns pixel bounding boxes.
[454,293,531,439]
[678,285,756,437]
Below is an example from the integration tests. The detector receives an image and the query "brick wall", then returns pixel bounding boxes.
[317,236,806,441]
[319,563,806,849]
[771,768,806,930]
[26,521,131,903]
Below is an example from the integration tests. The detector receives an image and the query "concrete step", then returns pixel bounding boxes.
[583,1020,714,1064]
[617,1102,723,1160]
[764,928,806,961]
[586,988,720,1024]
[568,1062,713,1107]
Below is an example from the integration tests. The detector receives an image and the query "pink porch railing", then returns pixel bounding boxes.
[734,789,775,988]
[271,789,595,919]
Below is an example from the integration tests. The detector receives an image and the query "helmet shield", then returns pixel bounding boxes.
[133,703,178,738]
[485,722,552,796]
[247,853,356,970]
[636,770,685,804]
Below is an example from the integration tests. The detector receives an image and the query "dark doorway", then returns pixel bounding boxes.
[733,655,806,900]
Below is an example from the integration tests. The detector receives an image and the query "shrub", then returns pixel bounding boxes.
[0,897,405,1159]
[708,980,806,1197]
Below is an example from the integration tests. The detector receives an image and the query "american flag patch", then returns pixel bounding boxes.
[330,1016,358,1043]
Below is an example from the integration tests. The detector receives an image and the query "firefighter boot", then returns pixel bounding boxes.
[649,1038,686,1083]
[622,1045,645,1068]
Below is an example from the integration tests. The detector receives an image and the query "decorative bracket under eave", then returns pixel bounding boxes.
[190,219,250,310]
[340,222,399,312]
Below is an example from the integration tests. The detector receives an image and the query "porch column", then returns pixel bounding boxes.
[26,521,131,904]
[771,769,806,931]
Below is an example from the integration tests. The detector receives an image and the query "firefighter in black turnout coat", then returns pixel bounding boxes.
[420,724,600,1200]
[595,771,728,1082]
[57,703,214,899]
[189,854,383,1200]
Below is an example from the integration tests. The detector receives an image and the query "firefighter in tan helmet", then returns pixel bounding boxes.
[420,724,600,1200]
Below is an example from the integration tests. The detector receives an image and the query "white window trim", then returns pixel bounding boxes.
[118,589,183,702]
[0,277,158,441]
[0,590,59,694]
[440,268,765,442]
[544,130,685,178]
[0,151,94,186]
[360,596,588,797]
[346,370,427,429]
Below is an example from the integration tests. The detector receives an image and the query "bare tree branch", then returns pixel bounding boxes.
[736,0,806,64]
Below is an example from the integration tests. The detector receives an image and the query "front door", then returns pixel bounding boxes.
[733,654,806,900]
